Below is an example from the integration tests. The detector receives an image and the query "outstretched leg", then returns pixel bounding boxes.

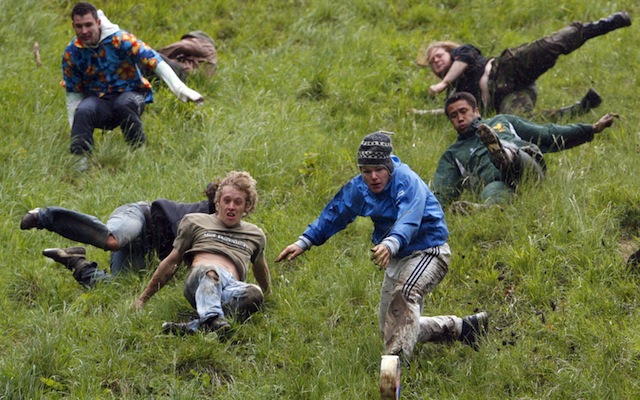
[379,245,450,362]
[21,207,110,249]
[491,12,630,110]
[42,247,111,287]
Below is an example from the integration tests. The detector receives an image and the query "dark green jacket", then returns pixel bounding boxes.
[432,114,594,204]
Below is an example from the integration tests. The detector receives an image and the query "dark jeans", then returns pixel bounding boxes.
[36,203,150,278]
[70,92,146,154]
[489,23,589,114]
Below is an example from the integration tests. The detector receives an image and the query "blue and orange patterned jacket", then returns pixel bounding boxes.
[62,29,163,103]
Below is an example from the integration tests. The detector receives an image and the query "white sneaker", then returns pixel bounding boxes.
[380,355,401,399]
[74,155,89,172]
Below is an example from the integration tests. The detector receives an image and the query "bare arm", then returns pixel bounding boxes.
[252,255,272,295]
[429,60,468,96]
[134,249,183,309]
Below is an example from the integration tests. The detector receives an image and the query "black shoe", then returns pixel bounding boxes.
[461,312,489,350]
[161,321,198,335]
[476,124,510,170]
[20,208,41,230]
[583,11,632,39]
[201,316,232,337]
[609,11,632,28]
[580,88,602,110]
[42,247,87,270]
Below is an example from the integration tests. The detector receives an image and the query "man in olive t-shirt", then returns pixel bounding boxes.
[134,171,271,336]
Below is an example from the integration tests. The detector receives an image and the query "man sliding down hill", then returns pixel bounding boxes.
[134,171,271,337]
[62,2,205,171]
[413,11,631,120]
[20,182,217,287]
[432,91,618,207]
[276,132,488,397]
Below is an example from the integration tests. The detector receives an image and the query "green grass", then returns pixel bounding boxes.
[1,0,640,398]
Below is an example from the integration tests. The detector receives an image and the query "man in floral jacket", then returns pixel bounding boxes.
[62,2,204,170]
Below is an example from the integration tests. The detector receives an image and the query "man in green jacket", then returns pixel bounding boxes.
[432,92,617,206]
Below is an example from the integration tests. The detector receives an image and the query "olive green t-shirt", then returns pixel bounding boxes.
[173,213,266,281]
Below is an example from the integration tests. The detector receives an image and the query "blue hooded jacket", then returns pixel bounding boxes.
[301,156,449,258]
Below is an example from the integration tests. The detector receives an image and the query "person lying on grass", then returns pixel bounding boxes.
[413,12,630,120]
[20,182,217,287]
[433,91,617,208]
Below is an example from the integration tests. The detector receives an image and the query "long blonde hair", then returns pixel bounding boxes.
[416,40,460,69]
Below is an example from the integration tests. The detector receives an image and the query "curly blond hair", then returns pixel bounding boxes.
[214,171,259,215]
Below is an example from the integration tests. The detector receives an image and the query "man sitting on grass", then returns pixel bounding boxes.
[134,171,271,337]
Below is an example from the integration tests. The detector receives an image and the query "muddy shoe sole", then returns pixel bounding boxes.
[476,123,509,169]
[380,355,401,399]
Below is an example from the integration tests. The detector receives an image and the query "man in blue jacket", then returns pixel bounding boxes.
[276,132,488,394]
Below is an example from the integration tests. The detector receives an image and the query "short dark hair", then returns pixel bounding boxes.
[444,92,478,117]
[204,181,218,213]
[71,2,98,20]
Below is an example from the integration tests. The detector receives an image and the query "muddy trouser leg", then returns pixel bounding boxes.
[70,96,112,155]
[35,207,110,248]
[501,143,546,187]
[105,203,148,275]
[183,265,224,330]
[490,23,588,114]
[378,244,453,362]
[221,280,264,322]
[183,265,263,328]
[112,92,146,148]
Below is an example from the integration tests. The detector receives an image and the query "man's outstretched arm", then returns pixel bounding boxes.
[252,255,271,295]
[134,248,183,309]
[154,61,205,104]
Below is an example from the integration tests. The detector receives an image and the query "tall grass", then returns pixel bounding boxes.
[1,0,639,398]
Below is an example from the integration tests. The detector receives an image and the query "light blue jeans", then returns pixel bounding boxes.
[182,265,264,329]
[36,202,149,277]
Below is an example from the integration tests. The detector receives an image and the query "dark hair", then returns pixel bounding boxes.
[204,181,218,213]
[71,2,98,20]
[444,92,478,117]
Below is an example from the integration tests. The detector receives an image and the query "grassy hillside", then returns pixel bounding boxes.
[1,0,639,398]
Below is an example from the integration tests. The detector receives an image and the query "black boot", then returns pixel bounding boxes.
[543,88,602,120]
[42,247,88,270]
[582,11,631,40]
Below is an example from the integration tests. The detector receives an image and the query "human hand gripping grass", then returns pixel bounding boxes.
[592,113,619,133]
[370,244,391,270]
